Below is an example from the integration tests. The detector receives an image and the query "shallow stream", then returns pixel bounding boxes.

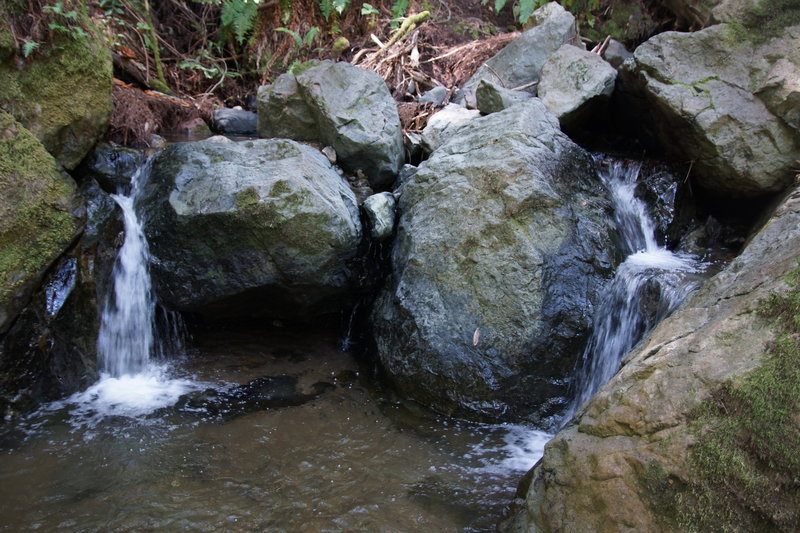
[0,327,549,532]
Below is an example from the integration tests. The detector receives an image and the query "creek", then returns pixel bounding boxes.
[0,152,715,531]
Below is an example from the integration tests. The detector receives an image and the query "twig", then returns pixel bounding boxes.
[484,63,506,87]
[511,80,538,91]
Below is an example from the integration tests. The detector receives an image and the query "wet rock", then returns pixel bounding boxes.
[257,61,404,189]
[538,44,617,129]
[475,80,532,115]
[370,100,619,424]
[174,375,332,419]
[420,104,480,154]
[500,186,800,533]
[363,192,397,240]
[0,179,119,420]
[139,138,362,321]
[79,142,145,194]
[0,111,84,334]
[463,2,577,94]
[211,107,257,135]
[622,23,800,198]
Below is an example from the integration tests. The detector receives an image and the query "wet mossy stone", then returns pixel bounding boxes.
[0,33,113,170]
[139,137,362,321]
[370,99,619,424]
[0,111,84,334]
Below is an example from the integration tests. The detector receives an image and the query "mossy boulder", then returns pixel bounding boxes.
[0,111,84,334]
[499,187,800,532]
[0,34,113,170]
[370,100,619,424]
[622,22,800,198]
[139,137,363,321]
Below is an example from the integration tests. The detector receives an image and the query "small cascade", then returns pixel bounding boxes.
[566,159,702,420]
[67,158,196,422]
[97,161,157,376]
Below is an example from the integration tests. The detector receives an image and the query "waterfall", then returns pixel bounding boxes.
[97,160,156,376]
[565,159,701,421]
[62,158,196,422]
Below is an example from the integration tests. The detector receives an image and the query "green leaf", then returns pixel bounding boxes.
[221,0,259,45]
[332,0,350,14]
[390,0,409,28]
[318,0,334,20]
[494,0,507,13]
[360,2,379,15]
[275,27,303,48]
[22,41,39,58]
[303,26,321,46]
[517,0,543,24]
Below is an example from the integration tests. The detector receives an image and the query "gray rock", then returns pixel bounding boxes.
[139,138,363,320]
[500,185,800,533]
[418,86,449,106]
[420,103,480,154]
[80,142,145,194]
[463,2,577,94]
[756,57,800,132]
[257,61,405,190]
[622,23,800,198]
[539,44,617,128]
[370,100,619,423]
[363,192,396,240]
[475,79,533,114]
[603,38,633,69]
[211,108,257,135]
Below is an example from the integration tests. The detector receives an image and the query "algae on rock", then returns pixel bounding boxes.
[0,33,113,170]
[0,111,84,334]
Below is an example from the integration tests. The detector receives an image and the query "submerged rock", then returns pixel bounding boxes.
[623,22,800,198]
[257,61,404,189]
[371,100,619,424]
[463,2,577,94]
[139,138,362,321]
[500,187,800,532]
[79,142,145,194]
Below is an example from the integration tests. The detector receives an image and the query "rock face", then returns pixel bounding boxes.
[0,111,84,334]
[0,179,119,420]
[0,35,113,170]
[257,61,404,189]
[475,80,532,115]
[420,103,480,154]
[538,44,617,128]
[623,22,800,198]
[499,187,800,532]
[463,2,577,94]
[139,137,363,320]
[371,100,619,423]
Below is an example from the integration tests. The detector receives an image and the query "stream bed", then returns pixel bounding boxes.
[0,326,549,532]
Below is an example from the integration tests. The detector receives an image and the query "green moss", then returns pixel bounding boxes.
[645,264,800,532]
[235,187,261,209]
[0,112,79,307]
[722,0,800,44]
[269,180,292,197]
[0,31,112,168]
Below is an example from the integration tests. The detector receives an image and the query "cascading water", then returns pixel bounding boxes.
[565,159,702,421]
[61,159,196,422]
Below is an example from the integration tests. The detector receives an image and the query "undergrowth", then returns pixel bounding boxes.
[647,265,800,532]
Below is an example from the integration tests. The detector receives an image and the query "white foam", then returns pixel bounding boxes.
[50,365,200,426]
[471,424,552,475]
[625,248,697,271]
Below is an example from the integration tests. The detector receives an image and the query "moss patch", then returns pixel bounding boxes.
[0,111,80,311]
[644,265,800,532]
[0,31,112,169]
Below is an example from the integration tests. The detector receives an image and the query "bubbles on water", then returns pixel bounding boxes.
[465,424,552,475]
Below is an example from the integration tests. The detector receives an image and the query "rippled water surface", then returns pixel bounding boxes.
[0,327,549,532]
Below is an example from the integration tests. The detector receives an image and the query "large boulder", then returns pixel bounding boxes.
[0,111,84,334]
[463,2,578,94]
[499,187,800,532]
[257,61,404,190]
[538,44,617,129]
[370,100,619,424]
[622,22,800,198]
[139,137,363,320]
[0,33,113,170]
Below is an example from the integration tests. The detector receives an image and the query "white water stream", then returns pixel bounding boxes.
[565,159,702,421]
